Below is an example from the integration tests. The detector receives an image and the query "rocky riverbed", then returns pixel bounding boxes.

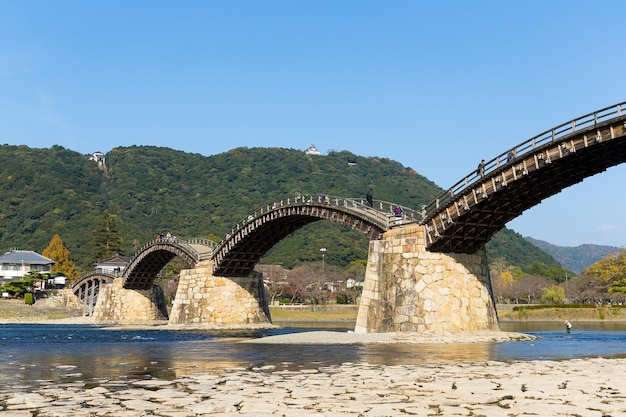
[1,356,625,416]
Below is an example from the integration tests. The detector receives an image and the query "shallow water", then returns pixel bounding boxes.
[1,321,625,388]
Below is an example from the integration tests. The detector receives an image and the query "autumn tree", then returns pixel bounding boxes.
[91,210,123,261]
[582,249,626,296]
[42,234,78,280]
[541,284,565,304]
[489,257,522,304]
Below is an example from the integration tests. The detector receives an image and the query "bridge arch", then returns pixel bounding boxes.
[211,195,421,277]
[421,102,626,253]
[72,270,117,316]
[122,238,215,290]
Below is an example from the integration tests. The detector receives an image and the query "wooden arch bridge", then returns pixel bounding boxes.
[421,101,626,253]
[72,101,626,322]
[72,197,419,312]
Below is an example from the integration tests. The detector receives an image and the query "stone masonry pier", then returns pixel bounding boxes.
[92,278,168,324]
[355,224,499,333]
[168,261,271,325]
[92,261,271,326]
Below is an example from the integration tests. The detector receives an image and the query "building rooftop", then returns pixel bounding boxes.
[0,250,54,265]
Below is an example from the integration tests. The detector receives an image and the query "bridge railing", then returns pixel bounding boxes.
[421,101,625,223]
[350,197,425,224]
[220,195,423,245]
[131,237,217,261]
[72,269,118,289]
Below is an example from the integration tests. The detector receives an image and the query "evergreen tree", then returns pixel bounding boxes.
[92,210,123,261]
[42,234,78,280]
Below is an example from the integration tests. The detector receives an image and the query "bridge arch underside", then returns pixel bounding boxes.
[213,204,386,277]
[72,273,115,316]
[426,119,626,253]
[122,246,197,290]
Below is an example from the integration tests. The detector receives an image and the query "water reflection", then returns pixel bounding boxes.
[2,321,626,388]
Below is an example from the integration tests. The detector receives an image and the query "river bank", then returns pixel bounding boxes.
[270,304,626,323]
[2,358,625,416]
[3,301,626,324]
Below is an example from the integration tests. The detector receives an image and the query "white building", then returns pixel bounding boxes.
[304,145,321,155]
[89,151,106,168]
[0,250,54,283]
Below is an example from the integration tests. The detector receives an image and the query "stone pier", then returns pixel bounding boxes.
[168,260,271,325]
[92,277,169,324]
[355,224,499,333]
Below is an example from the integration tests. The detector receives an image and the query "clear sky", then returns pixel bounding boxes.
[1,1,624,248]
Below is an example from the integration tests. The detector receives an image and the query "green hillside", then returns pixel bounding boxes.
[0,144,561,274]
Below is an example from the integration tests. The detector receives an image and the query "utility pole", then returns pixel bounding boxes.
[320,247,327,278]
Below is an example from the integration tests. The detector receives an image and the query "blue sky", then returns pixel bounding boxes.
[1,1,624,248]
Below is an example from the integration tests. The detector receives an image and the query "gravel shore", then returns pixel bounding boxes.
[2,356,624,416]
[244,329,536,344]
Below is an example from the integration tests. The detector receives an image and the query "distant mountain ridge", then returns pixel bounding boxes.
[524,236,620,274]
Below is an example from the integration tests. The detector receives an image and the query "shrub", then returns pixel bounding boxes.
[24,293,35,305]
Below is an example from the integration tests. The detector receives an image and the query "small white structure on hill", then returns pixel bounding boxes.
[90,151,106,168]
[305,145,321,155]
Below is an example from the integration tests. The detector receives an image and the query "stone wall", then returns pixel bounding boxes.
[92,278,168,324]
[57,288,79,308]
[168,260,271,325]
[355,224,499,333]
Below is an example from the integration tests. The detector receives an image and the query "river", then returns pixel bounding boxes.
[1,321,625,390]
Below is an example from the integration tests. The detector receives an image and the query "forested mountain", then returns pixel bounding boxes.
[0,144,562,275]
[524,237,620,274]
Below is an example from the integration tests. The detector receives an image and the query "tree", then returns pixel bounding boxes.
[91,210,123,261]
[42,234,78,280]
[583,249,626,296]
[567,273,606,304]
[541,285,565,304]
[0,272,43,298]
[510,274,549,304]
[258,264,289,305]
[155,258,187,304]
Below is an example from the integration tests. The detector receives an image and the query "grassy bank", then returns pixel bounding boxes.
[269,305,358,321]
[0,299,83,321]
[497,304,626,321]
[4,300,625,323]
[270,304,626,323]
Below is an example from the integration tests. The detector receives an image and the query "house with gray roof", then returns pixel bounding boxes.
[0,250,54,283]
[93,254,131,276]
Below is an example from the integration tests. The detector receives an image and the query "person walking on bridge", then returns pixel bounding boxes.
[366,190,373,207]
[477,159,486,176]
[393,205,403,225]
